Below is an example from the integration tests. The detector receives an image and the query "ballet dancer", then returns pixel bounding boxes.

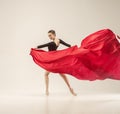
[31,29,120,81]
[36,30,77,96]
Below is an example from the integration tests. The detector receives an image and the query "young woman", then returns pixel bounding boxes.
[36,30,77,96]
[30,29,120,82]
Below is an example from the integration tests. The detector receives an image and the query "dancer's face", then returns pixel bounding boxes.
[48,33,56,40]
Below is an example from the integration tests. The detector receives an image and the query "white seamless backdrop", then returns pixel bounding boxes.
[0,0,120,95]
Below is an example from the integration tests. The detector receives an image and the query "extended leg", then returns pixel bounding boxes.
[59,73,77,96]
[44,70,50,96]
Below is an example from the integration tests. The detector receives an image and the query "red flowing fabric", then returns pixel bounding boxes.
[30,29,120,81]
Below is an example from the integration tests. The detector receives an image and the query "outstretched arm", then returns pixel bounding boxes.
[37,42,50,48]
[59,39,71,47]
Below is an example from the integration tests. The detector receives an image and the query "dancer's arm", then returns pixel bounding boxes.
[37,42,50,48]
[117,35,120,39]
[59,39,71,47]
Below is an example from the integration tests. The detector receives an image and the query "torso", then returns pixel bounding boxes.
[48,38,60,51]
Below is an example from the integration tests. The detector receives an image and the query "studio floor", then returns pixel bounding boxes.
[0,92,120,114]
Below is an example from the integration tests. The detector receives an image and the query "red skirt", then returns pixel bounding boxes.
[30,29,120,81]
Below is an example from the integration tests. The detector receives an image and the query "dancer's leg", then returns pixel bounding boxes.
[44,70,50,96]
[59,73,77,96]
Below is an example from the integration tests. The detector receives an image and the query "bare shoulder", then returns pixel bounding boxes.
[56,38,61,42]
[58,38,63,42]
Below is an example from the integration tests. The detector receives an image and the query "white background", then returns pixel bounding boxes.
[0,0,120,96]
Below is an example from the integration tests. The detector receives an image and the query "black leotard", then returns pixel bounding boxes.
[37,39,71,51]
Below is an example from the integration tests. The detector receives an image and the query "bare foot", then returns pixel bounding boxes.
[70,88,77,96]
